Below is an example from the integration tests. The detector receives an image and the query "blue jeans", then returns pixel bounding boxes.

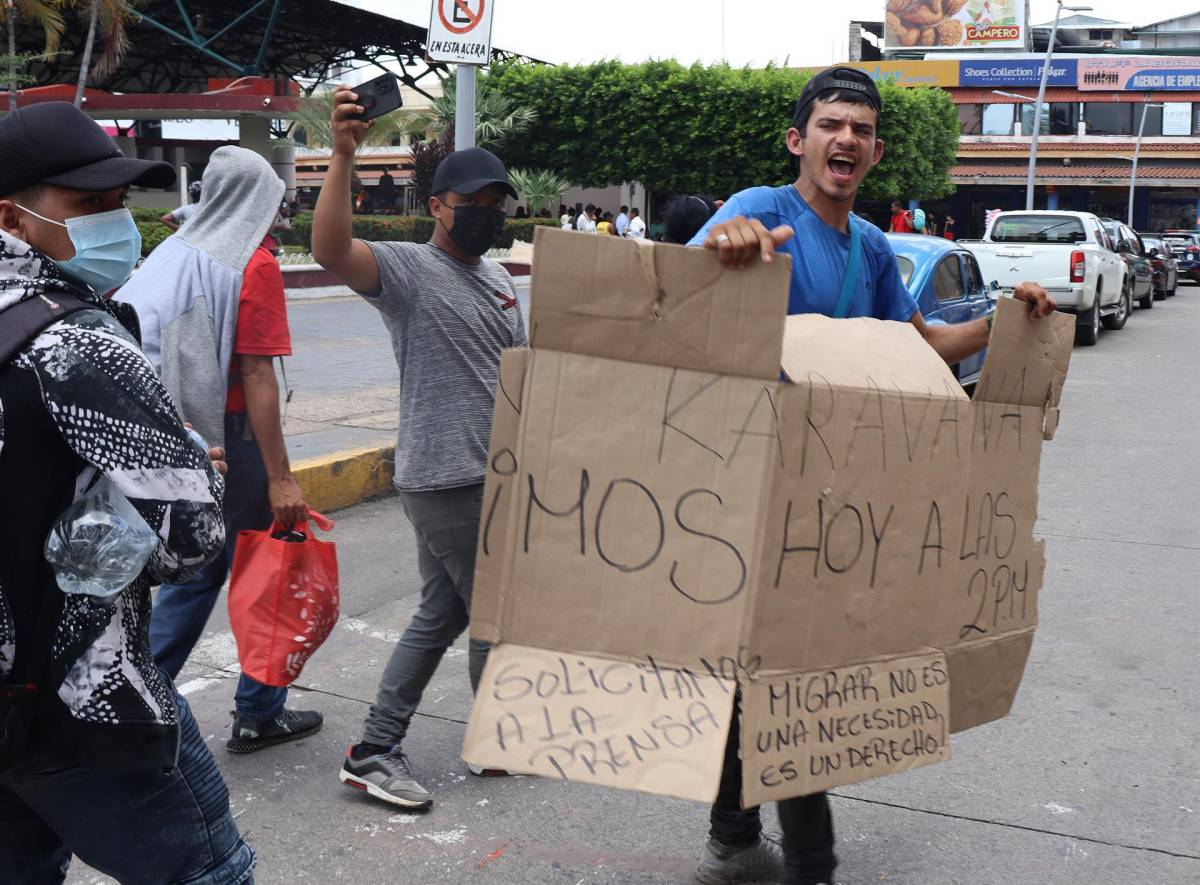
[0,694,255,885]
[150,414,286,721]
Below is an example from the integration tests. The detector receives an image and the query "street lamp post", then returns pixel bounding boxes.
[1129,100,1164,227]
[1027,0,1093,210]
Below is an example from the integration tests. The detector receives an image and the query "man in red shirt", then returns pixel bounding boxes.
[889,200,913,233]
[119,147,322,754]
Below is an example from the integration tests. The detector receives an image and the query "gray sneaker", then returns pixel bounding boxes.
[695,833,784,884]
[340,747,433,809]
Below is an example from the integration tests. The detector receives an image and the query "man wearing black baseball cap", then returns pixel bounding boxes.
[0,102,254,881]
[687,66,1055,885]
[313,87,526,810]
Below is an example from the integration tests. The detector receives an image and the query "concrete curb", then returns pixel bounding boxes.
[293,444,396,513]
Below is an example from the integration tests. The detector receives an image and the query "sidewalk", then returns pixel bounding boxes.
[69,490,1200,883]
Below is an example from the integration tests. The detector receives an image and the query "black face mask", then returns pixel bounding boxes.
[446,205,506,257]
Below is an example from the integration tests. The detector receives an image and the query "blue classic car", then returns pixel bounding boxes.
[886,234,996,389]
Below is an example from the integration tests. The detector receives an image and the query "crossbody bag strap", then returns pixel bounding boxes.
[832,219,863,320]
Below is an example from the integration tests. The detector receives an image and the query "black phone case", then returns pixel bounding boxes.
[353,72,404,122]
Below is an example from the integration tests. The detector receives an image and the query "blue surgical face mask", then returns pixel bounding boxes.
[16,204,142,294]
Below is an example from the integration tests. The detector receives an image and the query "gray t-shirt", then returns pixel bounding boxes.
[363,241,527,491]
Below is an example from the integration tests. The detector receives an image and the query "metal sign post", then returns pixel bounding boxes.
[427,0,496,152]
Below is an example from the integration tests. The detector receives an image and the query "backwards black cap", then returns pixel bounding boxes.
[0,101,176,195]
[792,66,882,128]
[431,146,518,199]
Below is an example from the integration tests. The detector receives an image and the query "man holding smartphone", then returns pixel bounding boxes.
[312,86,525,810]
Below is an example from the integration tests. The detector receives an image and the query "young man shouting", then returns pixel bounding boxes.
[312,87,526,810]
[688,66,1056,885]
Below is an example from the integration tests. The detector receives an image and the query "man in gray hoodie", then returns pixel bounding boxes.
[118,146,321,754]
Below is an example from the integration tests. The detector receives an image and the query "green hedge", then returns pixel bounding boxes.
[137,221,170,257]
[136,210,556,258]
[287,213,556,251]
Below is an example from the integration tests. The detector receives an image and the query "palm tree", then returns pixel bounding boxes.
[404,74,535,150]
[509,168,571,217]
[70,0,139,107]
[3,0,65,112]
[289,87,402,153]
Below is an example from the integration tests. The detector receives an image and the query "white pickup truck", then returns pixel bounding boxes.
[962,211,1127,346]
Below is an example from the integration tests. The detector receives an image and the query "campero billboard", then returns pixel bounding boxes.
[885,0,1028,50]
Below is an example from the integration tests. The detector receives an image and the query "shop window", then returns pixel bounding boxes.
[958,104,982,135]
[1134,103,1164,137]
[982,103,1015,135]
[1083,103,1134,135]
[1019,103,1049,135]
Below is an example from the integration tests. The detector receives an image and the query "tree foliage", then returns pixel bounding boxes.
[508,167,571,215]
[485,61,959,202]
[406,73,536,150]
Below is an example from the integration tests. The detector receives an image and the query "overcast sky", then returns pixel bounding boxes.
[166,2,1200,140]
[343,0,1200,69]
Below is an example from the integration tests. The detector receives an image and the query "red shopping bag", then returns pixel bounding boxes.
[228,509,340,687]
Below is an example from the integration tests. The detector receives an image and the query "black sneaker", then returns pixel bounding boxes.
[226,708,323,754]
[340,746,433,809]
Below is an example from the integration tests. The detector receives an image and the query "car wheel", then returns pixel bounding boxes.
[1138,278,1154,309]
[1102,286,1130,331]
[1076,292,1101,345]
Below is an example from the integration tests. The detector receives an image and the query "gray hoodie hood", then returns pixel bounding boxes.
[116,146,285,449]
[178,145,285,269]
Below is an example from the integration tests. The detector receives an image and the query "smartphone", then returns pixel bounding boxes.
[352,72,403,122]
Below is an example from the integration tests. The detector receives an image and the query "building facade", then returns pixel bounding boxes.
[844,55,1200,237]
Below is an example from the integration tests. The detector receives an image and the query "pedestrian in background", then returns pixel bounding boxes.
[0,101,251,884]
[615,204,630,237]
[118,145,322,756]
[626,206,646,239]
[559,204,571,228]
[577,203,597,233]
[597,210,616,235]
[943,214,957,240]
[889,199,913,232]
[313,87,527,811]
[160,178,202,231]
[664,194,717,244]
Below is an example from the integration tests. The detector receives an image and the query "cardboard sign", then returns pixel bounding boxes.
[462,644,736,802]
[740,652,950,805]
[465,228,1074,805]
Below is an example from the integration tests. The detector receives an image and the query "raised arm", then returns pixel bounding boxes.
[311,85,381,294]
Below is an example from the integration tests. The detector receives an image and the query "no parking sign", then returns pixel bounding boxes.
[427,0,495,65]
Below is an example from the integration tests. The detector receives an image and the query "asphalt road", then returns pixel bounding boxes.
[279,281,531,462]
[69,285,1200,884]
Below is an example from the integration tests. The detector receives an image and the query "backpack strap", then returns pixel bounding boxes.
[0,292,91,365]
[833,219,863,320]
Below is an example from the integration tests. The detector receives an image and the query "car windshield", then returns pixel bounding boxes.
[992,215,1086,243]
[895,255,915,287]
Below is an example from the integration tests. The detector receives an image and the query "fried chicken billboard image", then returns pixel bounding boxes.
[885,0,1028,50]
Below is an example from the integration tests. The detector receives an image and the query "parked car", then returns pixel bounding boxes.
[1098,219,1155,310]
[962,211,1126,346]
[1158,229,1200,283]
[1137,234,1179,298]
[888,233,993,387]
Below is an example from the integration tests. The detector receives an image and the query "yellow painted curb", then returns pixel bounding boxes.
[293,444,396,514]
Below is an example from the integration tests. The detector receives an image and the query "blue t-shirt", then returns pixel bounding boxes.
[688,185,918,322]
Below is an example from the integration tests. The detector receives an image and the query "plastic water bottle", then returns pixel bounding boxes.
[44,477,158,598]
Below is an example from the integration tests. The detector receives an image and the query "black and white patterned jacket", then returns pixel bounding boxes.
[0,230,225,770]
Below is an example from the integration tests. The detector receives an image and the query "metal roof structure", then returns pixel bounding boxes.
[18,0,538,98]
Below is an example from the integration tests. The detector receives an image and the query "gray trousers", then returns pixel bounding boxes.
[361,483,491,747]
